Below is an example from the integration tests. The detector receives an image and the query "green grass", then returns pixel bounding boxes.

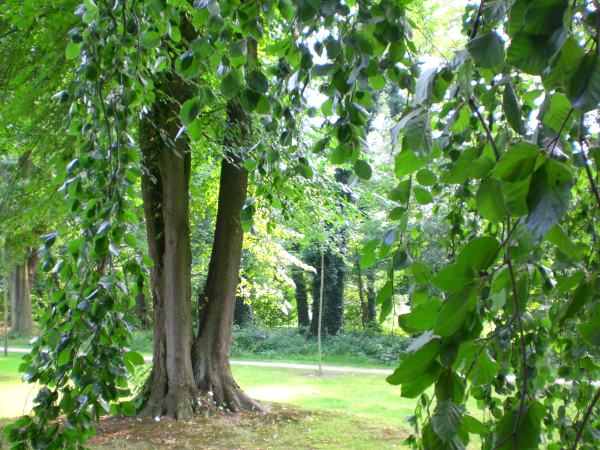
[0,352,414,448]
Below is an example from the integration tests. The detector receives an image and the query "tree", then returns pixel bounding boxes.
[8,249,37,335]
[5,0,433,446]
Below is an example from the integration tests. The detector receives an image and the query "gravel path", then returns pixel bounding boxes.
[5,347,392,375]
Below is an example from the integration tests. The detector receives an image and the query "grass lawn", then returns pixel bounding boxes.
[0,352,414,448]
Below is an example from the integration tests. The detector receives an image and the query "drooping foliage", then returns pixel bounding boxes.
[4,0,417,446]
[1,0,598,448]
[360,0,600,448]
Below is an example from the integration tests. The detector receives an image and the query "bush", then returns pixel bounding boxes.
[231,326,408,365]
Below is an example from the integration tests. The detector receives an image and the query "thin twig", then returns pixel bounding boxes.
[579,117,600,208]
[505,220,528,450]
[469,98,500,160]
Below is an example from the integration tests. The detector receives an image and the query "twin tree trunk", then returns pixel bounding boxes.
[9,250,37,335]
[139,38,260,418]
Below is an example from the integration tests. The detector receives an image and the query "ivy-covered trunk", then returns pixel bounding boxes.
[234,295,253,326]
[138,76,198,419]
[310,249,345,336]
[9,250,37,335]
[292,268,310,329]
[191,99,261,411]
[365,271,377,327]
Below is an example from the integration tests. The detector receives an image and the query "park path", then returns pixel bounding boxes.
[5,347,392,375]
[5,347,600,386]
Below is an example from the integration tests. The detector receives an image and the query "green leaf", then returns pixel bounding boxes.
[525,160,572,239]
[240,89,260,113]
[330,144,351,164]
[470,350,499,386]
[494,402,545,450]
[431,401,463,442]
[386,338,441,385]
[400,362,442,398]
[432,263,475,293]
[477,178,508,222]
[578,318,600,347]
[557,280,593,324]
[493,142,540,181]
[392,109,432,158]
[433,289,476,337]
[140,31,161,48]
[462,415,487,436]
[507,32,551,75]
[503,84,526,135]
[413,186,433,204]
[221,70,244,100]
[124,351,145,366]
[435,370,465,404]
[398,297,442,334]
[354,160,372,180]
[65,42,81,60]
[229,40,247,67]
[456,236,501,271]
[467,32,505,68]
[546,224,581,260]
[120,401,136,416]
[175,50,200,78]
[541,93,573,133]
[394,149,425,179]
[376,281,393,305]
[246,70,269,93]
[416,169,437,186]
[567,53,600,112]
[368,73,386,89]
[58,348,72,367]
[180,98,202,125]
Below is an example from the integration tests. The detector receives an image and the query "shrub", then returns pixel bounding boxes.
[231,325,408,364]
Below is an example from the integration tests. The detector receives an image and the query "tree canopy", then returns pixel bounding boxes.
[1,0,599,448]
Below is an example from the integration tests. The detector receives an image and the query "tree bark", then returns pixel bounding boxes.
[366,271,377,326]
[135,292,149,329]
[138,73,198,419]
[191,37,262,411]
[233,295,253,327]
[292,268,310,329]
[356,258,367,331]
[9,249,36,335]
[191,102,260,410]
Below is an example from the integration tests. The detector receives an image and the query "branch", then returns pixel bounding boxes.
[469,0,487,40]
[505,221,528,450]
[579,117,600,208]
[469,98,500,160]
[571,386,600,450]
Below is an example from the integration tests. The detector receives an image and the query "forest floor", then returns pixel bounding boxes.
[0,352,413,449]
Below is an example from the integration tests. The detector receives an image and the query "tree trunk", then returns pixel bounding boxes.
[366,271,377,326]
[191,103,261,410]
[292,269,310,329]
[135,292,149,329]
[9,249,36,335]
[355,258,367,330]
[233,295,253,327]
[310,249,345,336]
[138,73,198,419]
[191,38,262,411]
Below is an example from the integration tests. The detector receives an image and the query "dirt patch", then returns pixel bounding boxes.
[89,405,408,449]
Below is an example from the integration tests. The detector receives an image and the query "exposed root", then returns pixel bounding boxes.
[194,356,268,414]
